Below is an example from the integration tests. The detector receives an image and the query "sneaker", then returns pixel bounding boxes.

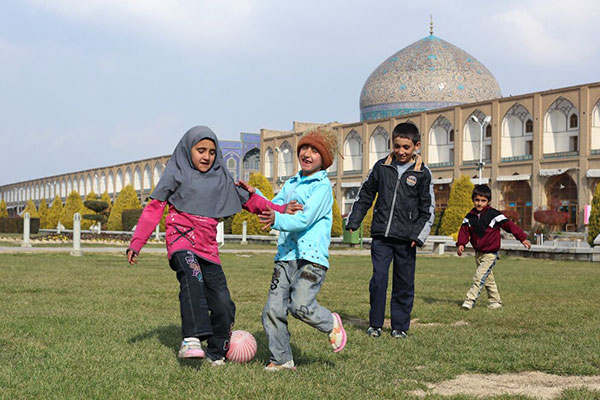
[206,356,226,366]
[488,302,503,309]
[366,327,382,337]
[264,360,296,371]
[329,312,347,353]
[177,339,205,359]
[461,300,474,310]
[390,330,408,339]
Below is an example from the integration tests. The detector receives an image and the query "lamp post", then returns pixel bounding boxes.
[470,115,492,182]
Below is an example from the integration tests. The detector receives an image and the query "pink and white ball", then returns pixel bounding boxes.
[226,330,257,363]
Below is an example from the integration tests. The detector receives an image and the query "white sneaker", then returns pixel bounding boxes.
[461,300,474,310]
[488,302,502,309]
[206,356,226,366]
[177,338,205,359]
[264,360,296,371]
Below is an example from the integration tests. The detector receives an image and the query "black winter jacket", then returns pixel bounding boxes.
[345,153,435,246]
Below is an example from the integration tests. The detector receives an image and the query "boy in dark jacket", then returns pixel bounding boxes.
[457,184,531,310]
[345,123,434,338]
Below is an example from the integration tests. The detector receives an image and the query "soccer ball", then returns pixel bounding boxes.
[226,330,257,363]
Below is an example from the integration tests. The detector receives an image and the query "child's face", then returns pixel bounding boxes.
[393,136,420,163]
[298,144,323,176]
[190,139,216,172]
[472,194,489,212]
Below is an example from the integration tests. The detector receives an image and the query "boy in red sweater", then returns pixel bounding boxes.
[456,184,531,310]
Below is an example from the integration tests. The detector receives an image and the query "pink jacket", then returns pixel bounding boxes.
[128,194,286,265]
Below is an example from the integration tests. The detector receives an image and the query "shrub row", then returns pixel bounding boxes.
[0,217,40,234]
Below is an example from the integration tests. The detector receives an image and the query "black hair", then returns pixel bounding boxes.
[472,184,492,201]
[392,122,420,144]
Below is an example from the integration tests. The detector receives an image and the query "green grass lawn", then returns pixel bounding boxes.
[1,252,599,399]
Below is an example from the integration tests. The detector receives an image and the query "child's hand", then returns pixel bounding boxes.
[126,249,138,265]
[410,241,416,247]
[284,200,303,214]
[457,245,464,256]
[235,180,256,195]
[522,239,531,249]
[259,206,276,230]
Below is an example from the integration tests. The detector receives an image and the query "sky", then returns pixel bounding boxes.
[1,0,599,185]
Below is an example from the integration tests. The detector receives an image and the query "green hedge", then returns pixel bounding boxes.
[121,209,143,231]
[0,217,40,234]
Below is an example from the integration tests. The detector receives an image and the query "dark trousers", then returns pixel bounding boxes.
[169,250,235,359]
[369,237,416,332]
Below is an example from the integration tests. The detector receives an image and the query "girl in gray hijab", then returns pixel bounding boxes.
[126,126,301,365]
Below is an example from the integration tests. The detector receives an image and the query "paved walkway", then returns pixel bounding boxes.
[0,246,372,256]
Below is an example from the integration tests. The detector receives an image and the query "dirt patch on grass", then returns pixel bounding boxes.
[344,317,469,329]
[411,371,600,399]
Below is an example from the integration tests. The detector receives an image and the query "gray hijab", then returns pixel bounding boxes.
[150,126,250,218]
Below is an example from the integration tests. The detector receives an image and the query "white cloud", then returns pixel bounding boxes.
[491,0,599,66]
[21,0,263,47]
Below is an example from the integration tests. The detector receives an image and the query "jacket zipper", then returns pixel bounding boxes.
[385,165,400,237]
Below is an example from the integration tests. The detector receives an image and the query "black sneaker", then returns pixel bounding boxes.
[366,327,382,337]
[390,330,407,339]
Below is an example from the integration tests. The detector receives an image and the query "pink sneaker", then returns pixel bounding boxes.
[177,339,205,359]
[329,312,347,353]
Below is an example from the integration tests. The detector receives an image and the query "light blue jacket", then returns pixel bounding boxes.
[271,170,333,268]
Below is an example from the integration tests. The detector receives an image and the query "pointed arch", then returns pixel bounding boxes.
[343,130,362,172]
[264,147,274,179]
[543,97,579,155]
[463,110,491,163]
[428,116,454,166]
[501,103,533,160]
[369,126,390,169]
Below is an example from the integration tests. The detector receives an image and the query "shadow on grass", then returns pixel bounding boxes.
[421,296,462,306]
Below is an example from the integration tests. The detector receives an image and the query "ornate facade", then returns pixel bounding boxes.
[262,82,600,232]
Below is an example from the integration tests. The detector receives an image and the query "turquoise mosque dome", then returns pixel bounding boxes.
[359,33,502,121]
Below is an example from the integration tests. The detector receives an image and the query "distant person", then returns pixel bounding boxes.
[240,126,347,371]
[126,126,301,366]
[456,184,531,310]
[345,122,434,339]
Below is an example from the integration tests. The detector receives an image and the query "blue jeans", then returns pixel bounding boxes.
[370,237,416,332]
[169,250,235,359]
[262,259,334,364]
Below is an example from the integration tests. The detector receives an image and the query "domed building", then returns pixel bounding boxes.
[360,26,502,121]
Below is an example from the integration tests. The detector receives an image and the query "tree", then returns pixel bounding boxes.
[588,183,600,245]
[439,175,474,236]
[232,173,275,235]
[22,200,39,218]
[100,192,113,229]
[106,185,141,231]
[38,199,49,228]
[47,195,64,229]
[60,191,84,229]
[331,189,343,237]
[79,192,97,230]
[0,199,8,218]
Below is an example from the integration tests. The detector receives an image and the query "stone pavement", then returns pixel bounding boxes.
[0,246,372,256]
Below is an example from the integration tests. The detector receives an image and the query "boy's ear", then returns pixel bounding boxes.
[414,140,421,151]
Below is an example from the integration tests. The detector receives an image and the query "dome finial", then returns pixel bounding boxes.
[429,15,434,35]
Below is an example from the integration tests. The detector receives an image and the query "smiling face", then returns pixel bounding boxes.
[393,136,420,163]
[190,138,216,172]
[472,194,490,212]
[298,144,323,176]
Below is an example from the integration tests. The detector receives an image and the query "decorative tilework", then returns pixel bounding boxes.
[360,34,502,121]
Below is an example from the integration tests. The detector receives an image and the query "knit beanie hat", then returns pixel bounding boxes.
[296,126,339,170]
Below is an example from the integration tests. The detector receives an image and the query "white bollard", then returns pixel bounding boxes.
[241,221,248,244]
[21,212,32,248]
[155,225,160,241]
[71,213,82,256]
[57,221,62,234]
[217,221,224,247]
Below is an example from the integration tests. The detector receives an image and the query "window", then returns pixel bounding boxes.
[569,114,578,129]
[525,119,533,133]
[570,136,578,152]
[485,144,492,160]
[448,129,454,143]
[485,125,492,138]
[526,140,533,155]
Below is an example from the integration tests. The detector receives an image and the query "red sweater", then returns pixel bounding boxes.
[456,206,527,253]
[129,194,286,265]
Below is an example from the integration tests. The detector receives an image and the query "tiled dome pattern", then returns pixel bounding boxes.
[360,35,502,121]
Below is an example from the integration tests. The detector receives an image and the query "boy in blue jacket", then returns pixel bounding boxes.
[254,126,347,371]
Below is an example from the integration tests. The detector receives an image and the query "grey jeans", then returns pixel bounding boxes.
[262,259,334,364]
